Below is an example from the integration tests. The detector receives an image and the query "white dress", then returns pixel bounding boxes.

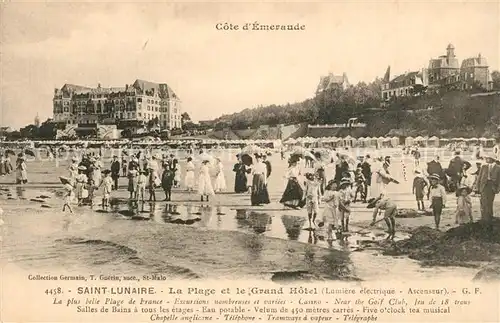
[185,161,195,189]
[371,161,383,198]
[213,162,226,192]
[197,164,215,196]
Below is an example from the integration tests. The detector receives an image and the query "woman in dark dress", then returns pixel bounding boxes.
[251,154,270,206]
[280,159,305,209]
[233,155,248,193]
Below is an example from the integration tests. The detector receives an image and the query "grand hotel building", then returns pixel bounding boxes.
[52,79,182,130]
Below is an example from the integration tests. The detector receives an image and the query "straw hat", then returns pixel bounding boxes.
[78,165,87,171]
[339,178,351,187]
[457,184,472,195]
[428,174,440,181]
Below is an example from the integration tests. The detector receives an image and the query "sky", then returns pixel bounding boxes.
[1,1,499,129]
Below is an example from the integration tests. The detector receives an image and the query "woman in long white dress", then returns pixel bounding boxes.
[198,160,215,202]
[213,158,226,192]
[15,156,28,184]
[184,157,195,191]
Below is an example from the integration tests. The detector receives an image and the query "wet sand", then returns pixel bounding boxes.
[0,151,496,281]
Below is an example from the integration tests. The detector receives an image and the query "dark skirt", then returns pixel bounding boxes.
[280,178,305,208]
[235,171,248,193]
[251,174,270,205]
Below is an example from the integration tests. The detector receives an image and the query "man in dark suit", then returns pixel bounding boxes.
[477,154,500,221]
[447,151,465,192]
[360,155,372,200]
[110,156,121,190]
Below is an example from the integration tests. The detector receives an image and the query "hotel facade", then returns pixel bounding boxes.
[52,79,182,130]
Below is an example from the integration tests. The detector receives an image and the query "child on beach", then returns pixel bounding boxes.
[147,168,157,202]
[320,180,340,241]
[455,185,473,225]
[304,173,321,229]
[173,159,181,188]
[127,169,138,200]
[75,166,88,206]
[62,182,74,214]
[136,170,148,203]
[338,178,353,232]
[161,165,175,201]
[412,170,428,211]
[427,174,447,230]
[353,167,366,203]
[100,170,113,208]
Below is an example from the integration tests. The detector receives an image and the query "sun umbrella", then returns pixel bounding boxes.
[338,152,356,165]
[24,149,36,157]
[198,152,214,162]
[4,149,15,156]
[241,154,253,166]
[59,176,72,185]
[241,145,262,155]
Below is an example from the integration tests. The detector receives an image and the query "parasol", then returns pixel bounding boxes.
[241,145,262,155]
[338,152,356,166]
[59,176,72,185]
[24,149,36,157]
[198,152,214,163]
[4,149,15,156]
[240,154,253,166]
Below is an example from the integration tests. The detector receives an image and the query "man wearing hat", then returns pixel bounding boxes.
[476,154,500,221]
[447,151,466,193]
[110,156,121,190]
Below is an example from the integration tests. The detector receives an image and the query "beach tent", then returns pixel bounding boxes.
[376,136,385,147]
[428,136,439,147]
[391,136,400,147]
[405,136,414,146]
[357,137,366,148]
[344,135,356,147]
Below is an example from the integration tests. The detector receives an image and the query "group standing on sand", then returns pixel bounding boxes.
[55,150,233,212]
[3,141,499,242]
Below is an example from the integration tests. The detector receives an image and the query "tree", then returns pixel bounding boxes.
[491,70,500,90]
[181,112,191,125]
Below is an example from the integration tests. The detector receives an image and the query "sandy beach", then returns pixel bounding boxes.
[0,149,496,281]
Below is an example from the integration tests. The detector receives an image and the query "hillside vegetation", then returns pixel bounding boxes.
[210,79,500,138]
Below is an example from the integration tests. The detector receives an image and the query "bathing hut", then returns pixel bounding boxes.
[357,137,367,148]
[428,136,439,147]
[414,136,427,147]
[343,135,356,147]
[376,136,385,148]
[390,136,400,147]
[405,136,414,146]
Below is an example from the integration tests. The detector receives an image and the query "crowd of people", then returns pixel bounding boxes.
[1,140,500,242]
